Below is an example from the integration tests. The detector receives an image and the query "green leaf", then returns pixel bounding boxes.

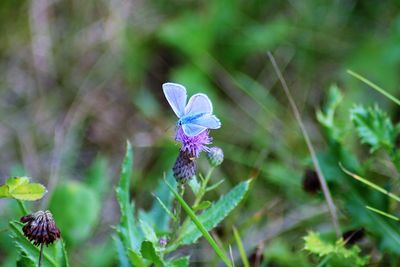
[148,173,176,233]
[0,177,46,201]
[139,220,158,244]
[49,181,100,246]
[347,70,400,107]
[115,141,143,262]
[10,221,70,267]
[165,181,233,267]
[188,176,201,195]
[140,241,163,267]
[178,180,250,246]
[128,249,146,267]
[304,231,369,267]
[350,105,396,152]
[205,179,225,192]
[233,226,250,267]
[193,201,212,211]
[165,256,190,267]
[0,184,9,197]
[316,84,343,142]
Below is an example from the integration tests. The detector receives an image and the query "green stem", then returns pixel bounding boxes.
[172,184,185,240]
[17,200,29,216]
[171,167,215,248]
[38,243,44,267]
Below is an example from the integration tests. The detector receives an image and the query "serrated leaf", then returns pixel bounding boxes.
[165,256,190,267]
[304,231,369,267]
[9,221,69,267]
[116,141,143,255]
[178,180,250,245]
[350,105,396,152]
[140,241,163,266]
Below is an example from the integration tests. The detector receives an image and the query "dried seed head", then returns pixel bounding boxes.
[302,169,321,194]
[173,150,196,184]
[20,210,61,246]
[343,228,365,245]
[206,147,224,167]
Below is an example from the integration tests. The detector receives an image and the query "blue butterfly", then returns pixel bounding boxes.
[163,82,221,136]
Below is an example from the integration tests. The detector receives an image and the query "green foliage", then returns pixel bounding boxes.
[350,105,397,153]
[0,177,46,201]
[304,232,369,267]
[48,181,100,246]
[176,180,251,246]
[9,221,69,267]
[317,84,344,142]
[165,180,233,267]
[115,142,144,264]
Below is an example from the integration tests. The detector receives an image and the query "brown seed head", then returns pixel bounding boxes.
[20,210,61,246]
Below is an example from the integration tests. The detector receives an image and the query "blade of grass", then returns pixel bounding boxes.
[366,206,400,221]
[347,70,400,106]
[233,226,250,267]
[267,52,341,237]
[165,180,233,267]
[340,163,400,202]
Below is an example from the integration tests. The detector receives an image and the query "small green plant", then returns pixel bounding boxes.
[114,82,250,266]
[0,176,69,267]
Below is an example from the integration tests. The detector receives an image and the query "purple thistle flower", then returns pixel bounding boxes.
[175,127,212,158]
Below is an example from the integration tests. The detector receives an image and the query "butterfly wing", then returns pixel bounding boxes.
[182,123,208,137]
[190,114,221,129]
[162,83,187,118]
[185,93,213,116]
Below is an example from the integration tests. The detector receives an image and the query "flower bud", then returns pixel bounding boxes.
[173,150,196,184]
[206,147,224,167]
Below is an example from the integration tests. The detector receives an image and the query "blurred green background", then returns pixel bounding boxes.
[1,0,400,266]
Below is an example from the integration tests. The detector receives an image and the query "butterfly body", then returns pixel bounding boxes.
[163,83,221,136]
[178,112,207,126]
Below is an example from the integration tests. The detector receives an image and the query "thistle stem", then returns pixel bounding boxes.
[173,167,215,245]
[38,243,44,267]
[172,184,185,240]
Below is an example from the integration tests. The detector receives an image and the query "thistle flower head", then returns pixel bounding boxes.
[20,210,61,246]
[175,127,212,158]
[172,150,196,183]
[206,147,224,167]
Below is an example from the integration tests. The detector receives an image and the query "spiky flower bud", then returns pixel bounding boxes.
[20,210,61,246]
[206,147,224,167]
[173,150,196,184]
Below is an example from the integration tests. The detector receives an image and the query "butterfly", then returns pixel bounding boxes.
[162,82,221,136]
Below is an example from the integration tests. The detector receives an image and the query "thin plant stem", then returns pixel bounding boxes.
[172,183,185,240]
[267,52,341,237]
[178,167,215,239]
[17,200,29,216]
[38,243,44,267]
